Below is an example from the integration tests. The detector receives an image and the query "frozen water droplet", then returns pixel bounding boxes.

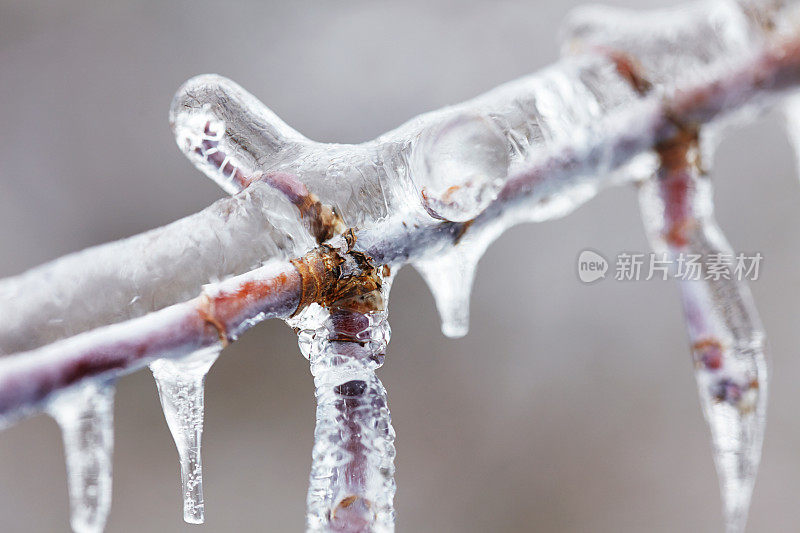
[413,113,509,222]
[48,381,115,533]
[413,249,478,338]
[149,346,220,524]
[412,217,507,338]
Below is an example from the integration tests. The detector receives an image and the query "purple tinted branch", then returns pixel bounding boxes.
[1,11,800,423]
[293,299,396,531]
[0,261,300,426]
[639,127,767,533]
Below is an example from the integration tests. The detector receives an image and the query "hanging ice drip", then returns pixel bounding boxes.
[48,381,116,533]
[150,346,221,524]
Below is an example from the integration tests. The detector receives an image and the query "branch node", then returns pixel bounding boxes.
[197,293,230,347]
[290,241,384,317]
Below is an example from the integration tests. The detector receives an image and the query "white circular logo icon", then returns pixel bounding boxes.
[577,250,608,283]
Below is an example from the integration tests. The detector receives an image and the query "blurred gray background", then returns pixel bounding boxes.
[2,0,800,531]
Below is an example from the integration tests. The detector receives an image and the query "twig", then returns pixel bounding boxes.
[1,2,799,425]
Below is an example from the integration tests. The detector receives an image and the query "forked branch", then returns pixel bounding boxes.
[2,10,799,420]
[2,1,800,532]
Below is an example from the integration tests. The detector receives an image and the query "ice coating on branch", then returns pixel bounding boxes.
[170,75,309,195]
[0,180,315,356]
[295,306,395,532]
[0,46,664,359]
[412,113,509,222]
[561,0,765,91]
[47,381,115,533]
[2,0,791,362]
[0,1,798,531]
[639,153,767,533]
[170,57,659,342]
[492,54,660,223]
[149,346,220,524]
[171,75,419,230]
[167,60,657,342]
[170,56,648,234]
[173,111,247,194]
[287,260,396,532]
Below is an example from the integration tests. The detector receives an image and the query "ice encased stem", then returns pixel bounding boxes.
[48,381,115,533]
[149,346,220,524]
[168,52,648,243]
[561,0,763,90]
[639,161,767,533]
[782,93,800,178]
[291,296,396,532]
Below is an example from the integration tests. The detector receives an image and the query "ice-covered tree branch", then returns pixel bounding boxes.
[2,0,800,531]
[2,0,798,403]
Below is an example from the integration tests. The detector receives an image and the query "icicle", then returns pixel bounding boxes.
[782,93,800,178]
[638,146,767,533]
[149,346,220,524]
[48,381,115,533]
[287,263,396,532]
[412,211,513,339]
[413,247,479,339]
